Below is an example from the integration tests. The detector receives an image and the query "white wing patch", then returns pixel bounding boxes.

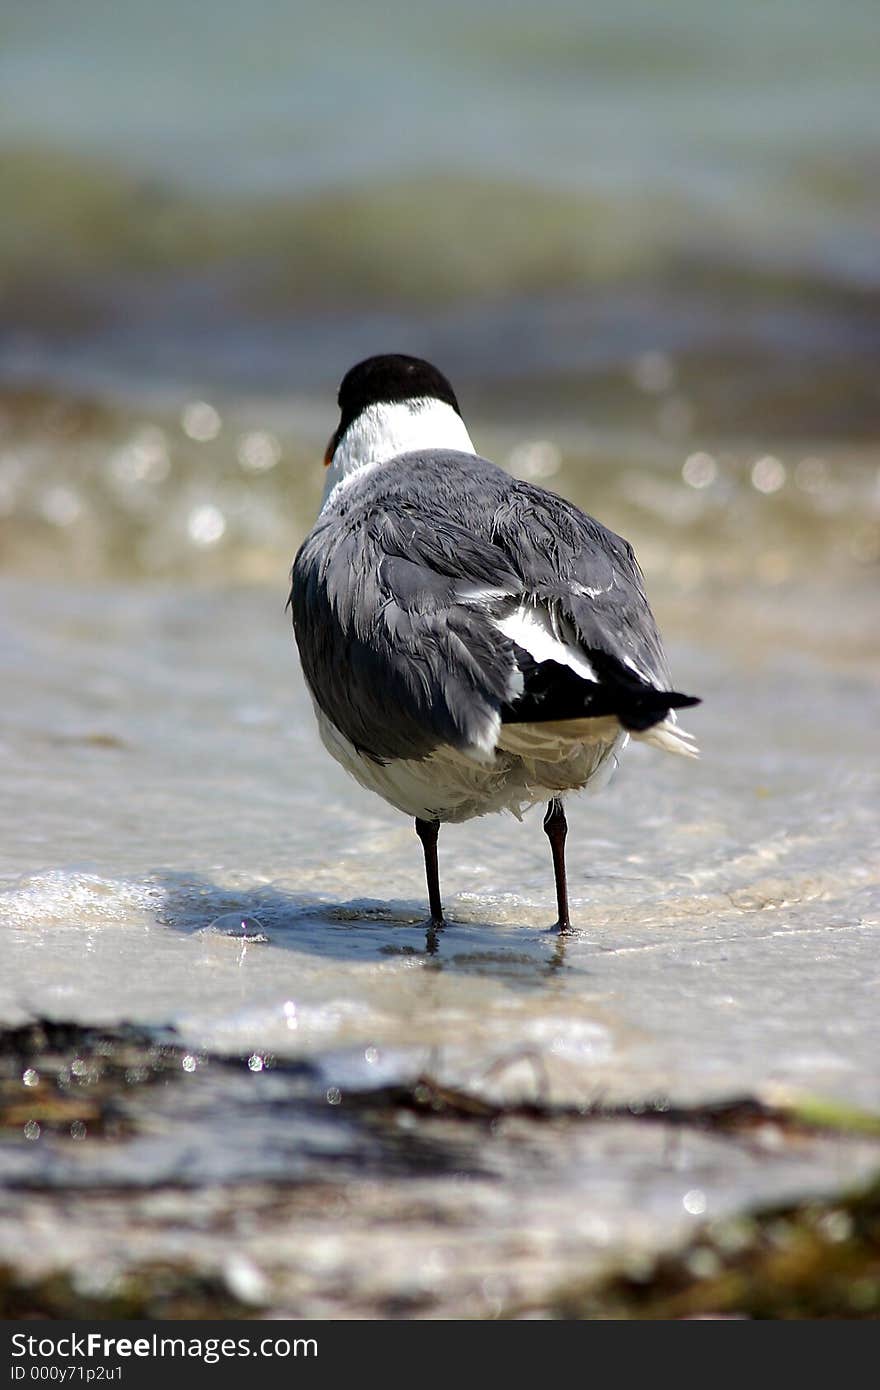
[493,603,597,682]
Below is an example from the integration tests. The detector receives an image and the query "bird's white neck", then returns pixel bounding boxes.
[322,397,476,507]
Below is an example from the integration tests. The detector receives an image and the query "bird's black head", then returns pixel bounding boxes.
[325,354,461,464]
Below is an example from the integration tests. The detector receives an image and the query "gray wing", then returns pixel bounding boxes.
[291,450,685,762]
[291,486,524,761]
[488,482,672,688]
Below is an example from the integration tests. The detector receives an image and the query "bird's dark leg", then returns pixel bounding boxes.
[415,817,445,929]
[543,797,571,932]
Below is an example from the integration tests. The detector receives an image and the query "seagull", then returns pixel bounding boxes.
[290,354,699,932]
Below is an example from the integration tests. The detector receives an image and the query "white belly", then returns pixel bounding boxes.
[313,702,627,823]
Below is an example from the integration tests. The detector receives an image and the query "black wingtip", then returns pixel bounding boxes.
[620,690,701,733]
[668,692,701,710]
[500,650,702,733]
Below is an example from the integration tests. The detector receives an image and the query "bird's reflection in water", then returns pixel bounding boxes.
[425,922,442,956]
[546,930,568,974]
[421,920,569,971]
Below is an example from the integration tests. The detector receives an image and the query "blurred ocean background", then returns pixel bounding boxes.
[2,0,880,1318]
[1,0,878,583]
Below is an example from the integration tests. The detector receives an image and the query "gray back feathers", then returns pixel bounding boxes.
[291,450,671,762]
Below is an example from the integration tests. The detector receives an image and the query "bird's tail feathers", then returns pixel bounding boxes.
[633,711,700,759]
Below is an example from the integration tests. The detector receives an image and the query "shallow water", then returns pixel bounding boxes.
[1,541,879,1312]
[2,559,878,1100]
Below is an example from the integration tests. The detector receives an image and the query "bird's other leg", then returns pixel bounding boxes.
[415,817,445,929]
[543,797,571,932]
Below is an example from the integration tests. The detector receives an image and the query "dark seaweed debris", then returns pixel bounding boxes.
[543,1174,880,1320]
[0,1018,316,1144]
[1,1017,878,1156]
[349,1072,880,1143]
[3,1018,879,1151]
[0,1261,255,1320]
[0,1019,194,1140]
[3,1020,880,1319]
